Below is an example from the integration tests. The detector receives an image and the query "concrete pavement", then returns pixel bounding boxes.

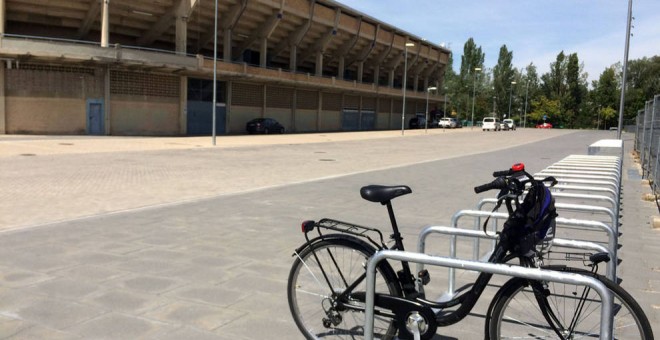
[0,128,658,339]
[0,128,573,231]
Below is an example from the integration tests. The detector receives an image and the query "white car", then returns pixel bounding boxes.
[439,117,458,128]
[482,117,501,131]
[503,119,516,130]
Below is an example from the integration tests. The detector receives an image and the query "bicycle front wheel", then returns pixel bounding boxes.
[287,237,402,339]
[487,266,653,339]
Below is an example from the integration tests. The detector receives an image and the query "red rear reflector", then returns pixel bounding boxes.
[512,163,525,172]
[301,220,316,233]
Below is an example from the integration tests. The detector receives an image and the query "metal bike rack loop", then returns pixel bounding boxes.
[477,198,618,233]
[364,250,613,340]
[415,226,615,294]
[474,196,618,262]
[442,210,618,293]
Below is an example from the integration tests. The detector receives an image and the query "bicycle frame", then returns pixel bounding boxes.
[298,198,537,329]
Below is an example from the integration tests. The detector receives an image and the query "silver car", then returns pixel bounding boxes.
[439,117,458,128]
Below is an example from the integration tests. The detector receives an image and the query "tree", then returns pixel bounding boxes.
[458,38,485,122]
[493,45,515,120]
[541,51,566,100]
[622,56,660,121]
[529,96,560,124]
[564,53,588,128]
[520,63,540,127]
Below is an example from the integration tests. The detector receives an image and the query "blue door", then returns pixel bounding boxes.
[342,109,360,131]
[360,110,375,130]
[187,101,226,135]
[86,99,104,135]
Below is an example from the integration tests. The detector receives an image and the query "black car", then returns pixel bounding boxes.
[246,118,285,134]
[409,117,426,129]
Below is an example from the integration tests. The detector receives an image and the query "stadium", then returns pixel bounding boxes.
[0,0,449,135]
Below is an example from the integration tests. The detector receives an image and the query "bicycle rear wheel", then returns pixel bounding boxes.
[487,266,653,339]
[287,237,402,339]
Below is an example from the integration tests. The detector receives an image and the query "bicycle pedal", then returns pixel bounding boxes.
[417,269,430,286]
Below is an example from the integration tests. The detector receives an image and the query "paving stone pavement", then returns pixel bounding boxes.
[0,129,658,339]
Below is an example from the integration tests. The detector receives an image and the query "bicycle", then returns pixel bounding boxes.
[287,163,654,339]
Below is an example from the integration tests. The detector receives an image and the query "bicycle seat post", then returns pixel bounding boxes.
[384,200,405,251]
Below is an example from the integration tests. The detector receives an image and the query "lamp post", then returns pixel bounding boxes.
[401,42,415,135]
[492,96,497,115]
[212,0,219,146]
[470,67,481,129]
[425,86,437,133]
[507,81,516,121]
[523,80,529,128]
[443,87,448,118]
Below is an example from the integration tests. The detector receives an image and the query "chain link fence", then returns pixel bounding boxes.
[635,94,660,194]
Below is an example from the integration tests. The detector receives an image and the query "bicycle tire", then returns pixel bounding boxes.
[486,265,654,339]
[287,237,402,339]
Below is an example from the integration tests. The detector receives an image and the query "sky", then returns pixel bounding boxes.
[335,0,660,83]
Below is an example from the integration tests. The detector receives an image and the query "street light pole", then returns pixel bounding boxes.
[523,80,529,128]
[492,96,497,115]
[470,67,481,129]
[507,81,516,121]
[443,87,448,118]
[212,0,218,146]
[401,42,415,135]
[425,86,437,134]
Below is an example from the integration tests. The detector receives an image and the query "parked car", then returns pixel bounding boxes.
[500,122,510,131]
[246,118,285,134]
[536,122,553,129]
[409,116,427,129]
[482,117,501,131]
[503,119,516,130]
[439,117,458,128]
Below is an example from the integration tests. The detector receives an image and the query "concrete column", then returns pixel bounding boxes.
[388,70,394,88]
[175,1,187,55]
[179,76,187,135]
[104,66,111,134]
[101,0,110,47]
[0,65,5,134]
[226,80,233,133]
[357,62,363,83]
[223,29,232,61]
[260,38,267,67]
[413,74,419,92]
[315,52,323,77]
[291,89,297,132]
[338,57,345,79]
[262,84,267,117]
[317,91,322,131]
[289,45,297,72]
[373,67,380,87]
[0,0,6,35]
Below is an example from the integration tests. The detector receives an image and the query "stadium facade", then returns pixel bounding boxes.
[0,0,449,135]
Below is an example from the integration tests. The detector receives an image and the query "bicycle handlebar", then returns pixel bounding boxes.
[492,163,526,178]
[474,177,507,194]
[492,169,513,177]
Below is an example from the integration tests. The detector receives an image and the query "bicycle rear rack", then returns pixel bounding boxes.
[313,218,387,249]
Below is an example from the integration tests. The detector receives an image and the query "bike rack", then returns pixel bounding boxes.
[473,197,617,262]
[415,226,614,294]
[477,197,618,233]
[364,250,614,340]
[427,210,618,295]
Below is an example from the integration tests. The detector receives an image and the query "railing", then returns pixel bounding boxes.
[635,94,660,196]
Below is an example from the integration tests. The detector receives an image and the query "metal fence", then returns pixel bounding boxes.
[635,94,660,193]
